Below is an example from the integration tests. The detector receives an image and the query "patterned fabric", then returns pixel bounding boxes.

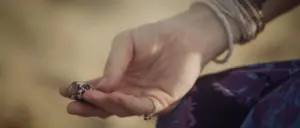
[157,59,300,128]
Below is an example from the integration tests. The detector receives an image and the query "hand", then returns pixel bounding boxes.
[60,3,241,118]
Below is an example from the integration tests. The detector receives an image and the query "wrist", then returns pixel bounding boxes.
[188,3,243,64]
[190,3,243,44]
[158,2,243,65]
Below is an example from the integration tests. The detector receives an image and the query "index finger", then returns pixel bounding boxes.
[59,77,103,99]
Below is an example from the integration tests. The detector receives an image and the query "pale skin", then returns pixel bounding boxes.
[60,0,300,119]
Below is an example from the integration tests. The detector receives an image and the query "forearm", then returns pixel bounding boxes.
[253,0,300,23]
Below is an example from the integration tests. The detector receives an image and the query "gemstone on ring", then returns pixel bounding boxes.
[68,81,92,103]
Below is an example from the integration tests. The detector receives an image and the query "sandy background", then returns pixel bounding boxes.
[0,0,299,128]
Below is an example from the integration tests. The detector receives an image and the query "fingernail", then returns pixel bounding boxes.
[59,86,69,97]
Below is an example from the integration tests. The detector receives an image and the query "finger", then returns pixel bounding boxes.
[59,86,69,98]
[85,77,102,88]
[98,31,134,91]
[109,92,154,116]
[112,91,179,116]
[67,101,112,118]
[85,77,113,93]
[83,90,133,117]
[59,77,103,99]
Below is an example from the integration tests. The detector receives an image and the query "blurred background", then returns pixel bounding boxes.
[0,0,299,128]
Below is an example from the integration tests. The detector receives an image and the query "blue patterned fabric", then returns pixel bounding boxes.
[157,59,300,128]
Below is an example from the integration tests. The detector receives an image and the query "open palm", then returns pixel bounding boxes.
[60,4,234,119]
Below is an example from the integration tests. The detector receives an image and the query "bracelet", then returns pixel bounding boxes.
[249,0,267,10]
[193,0,265,63]
[238,0,265,43]
[200,1,235,64]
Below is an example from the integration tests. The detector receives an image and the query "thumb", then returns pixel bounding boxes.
[98,31,134,91]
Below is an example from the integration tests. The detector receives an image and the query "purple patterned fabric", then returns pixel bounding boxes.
[157,59,300,128]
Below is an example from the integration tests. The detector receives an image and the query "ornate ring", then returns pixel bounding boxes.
[68,81,92,103]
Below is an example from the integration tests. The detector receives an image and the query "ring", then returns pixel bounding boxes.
[143,96,157,120]
[68,81,92,103]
